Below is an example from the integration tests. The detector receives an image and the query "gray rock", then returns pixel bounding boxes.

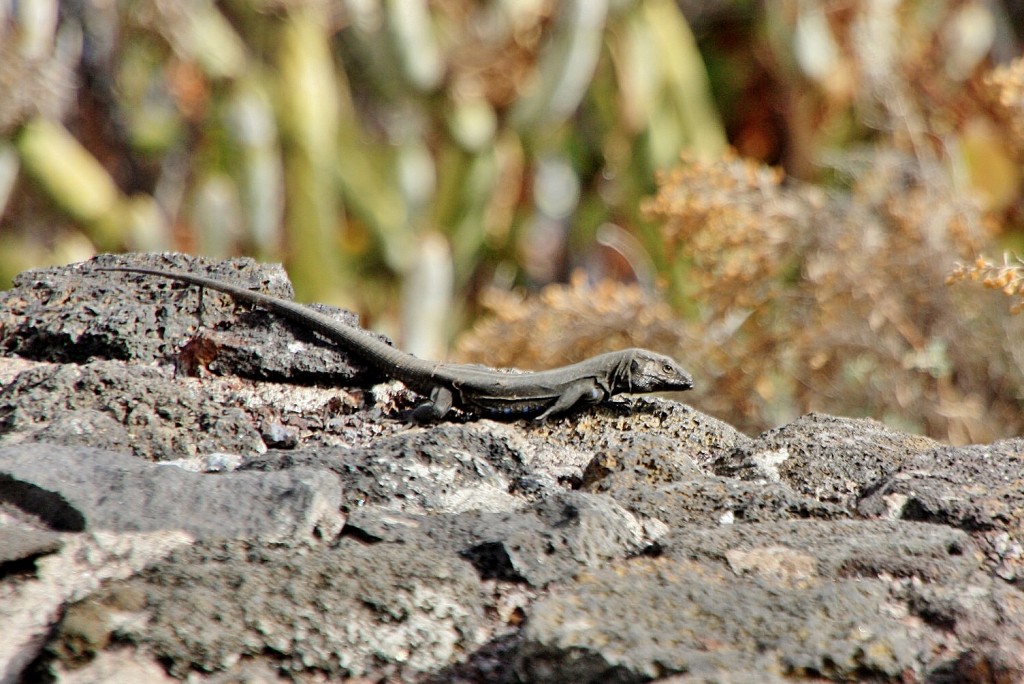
[0,361,266,460]
[581,432,703,491]
[0,443,343,541]
[1,530,195,684]
[608,474,846,529]
[653,670,792,684]
[579,429,845,527]
[4,256,1024,684]
[858,438,1024,530]
[660,519,978,583]
[19,409,133,454]
[531,399,751,476]
[48,648,177,684]
[713,412,938,509]
[56,537,484,680]
[244,424,532,514]
[518,558,914,683]
[887,570,1024,680]
[517,520,1019,683]
[858,438,1024,580]
[0,524,62,566]
[445,492,646,585]
[347,491,646,586]
[260,419,299,449]
[0,253,383,387]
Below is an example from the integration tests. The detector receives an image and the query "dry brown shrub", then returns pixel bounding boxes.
[653,151,1022,444]
[983,56,1024,155]
[458,152,1024,444]
[453,2,1024,443]
[948,255,1024,315]
[454,273,686,371]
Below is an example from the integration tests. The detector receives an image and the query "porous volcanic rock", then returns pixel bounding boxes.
[1,254,1022,683]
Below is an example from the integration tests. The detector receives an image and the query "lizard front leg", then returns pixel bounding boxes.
[411,385,454,423]
[534,379,605,422]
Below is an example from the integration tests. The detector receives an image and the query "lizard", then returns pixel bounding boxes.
[97,266,694,422]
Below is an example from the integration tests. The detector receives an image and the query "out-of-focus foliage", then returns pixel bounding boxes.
[0,0,725,359]
[461,0,1024,443]
[461,148,1024,444]
[948,254,1024,314]
[642,152,1020,444]
[456,272,687,369]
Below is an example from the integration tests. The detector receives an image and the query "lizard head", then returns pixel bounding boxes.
[620,349,694,393]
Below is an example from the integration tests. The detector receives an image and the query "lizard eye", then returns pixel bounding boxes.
[663,363,674,374]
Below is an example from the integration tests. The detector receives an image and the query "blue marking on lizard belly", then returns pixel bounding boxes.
[469,386,603,417]
[471,398,552,417]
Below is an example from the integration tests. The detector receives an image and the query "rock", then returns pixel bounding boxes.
[243,424,533,514]
[858,438,1024,581]
[16,409,133,454]
[0,253,384,388]
[581,432,703,490]
[444,492,646,585]
[529,399,752,481]
[660,519,978,582]
[2,256,1023,683]
[517,520,1021,683]
[712,413,938,509]
[653,671,792,684]
[260,419,299,449]
[0,524,62,567]
[0,359,379,461]
[581,428,845,527]
[0,443,343,541]
[519,556,911,682]
[48,648,177,684]
[607,474,846,529]
[858,438,1024,530]
[54,537,484,680]
[1,531,194,684]
[347,491,647,586]
[0,361,267,460]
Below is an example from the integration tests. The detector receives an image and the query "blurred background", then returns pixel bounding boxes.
[1,0,1023,443]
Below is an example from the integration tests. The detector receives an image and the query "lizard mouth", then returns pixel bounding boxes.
[669,376,695,391]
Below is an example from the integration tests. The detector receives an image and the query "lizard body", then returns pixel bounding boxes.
[98,266,694,421]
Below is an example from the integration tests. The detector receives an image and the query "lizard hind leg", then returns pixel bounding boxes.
[533,380,604,422]
[411,385,454,423]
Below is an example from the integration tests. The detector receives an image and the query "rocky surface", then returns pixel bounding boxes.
[0,253,1022,682]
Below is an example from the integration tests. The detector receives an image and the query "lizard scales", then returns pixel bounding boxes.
[98,266,694,421]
